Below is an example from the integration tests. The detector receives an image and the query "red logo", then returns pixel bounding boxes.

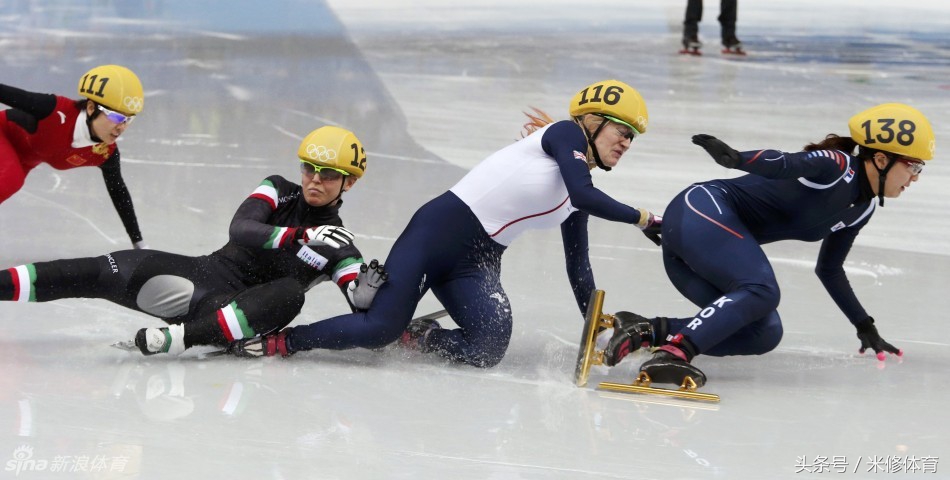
[65,154,88,166]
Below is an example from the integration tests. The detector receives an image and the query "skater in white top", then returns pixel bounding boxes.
[231,79,662,367]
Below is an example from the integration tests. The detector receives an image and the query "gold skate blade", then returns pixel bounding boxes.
[574,290,613,387]
[596,391,720,411]
[598,372,720,403]
[598,382,720,403]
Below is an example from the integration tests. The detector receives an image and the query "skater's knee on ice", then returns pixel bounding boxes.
[744,312,783,355]
[463,335,510,368]
[467,349,505,368]
[757,313,784,354]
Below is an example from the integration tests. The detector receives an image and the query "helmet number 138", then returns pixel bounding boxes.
[861,118,916,147]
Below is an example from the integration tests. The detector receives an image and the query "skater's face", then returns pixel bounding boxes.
[869,152,923,198]
[300,162,357,207]
[588,116,634,168]
[86,102,132,145]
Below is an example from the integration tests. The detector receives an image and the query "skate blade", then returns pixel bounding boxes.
[598,372,720,403]
[110,340,137,352]
[574,290,614,387]
[198,348,229,359]
[678,49,702,56]
[721,49,746,56]
[597,390,720,411]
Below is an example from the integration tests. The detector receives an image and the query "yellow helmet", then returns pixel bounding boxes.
[848,103,934,161]
[568,79,648,134]
[77,65,144,116]
[297,126,367,178]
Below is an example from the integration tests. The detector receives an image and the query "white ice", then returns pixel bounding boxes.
[1,1,948,478]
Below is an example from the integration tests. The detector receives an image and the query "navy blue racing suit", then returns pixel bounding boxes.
[285,120,650,367]
[661,148,876,356]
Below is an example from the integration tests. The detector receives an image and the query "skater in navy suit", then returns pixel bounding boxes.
[603,103,935,387]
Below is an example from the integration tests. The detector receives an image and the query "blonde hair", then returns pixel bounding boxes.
[520,107,555,138]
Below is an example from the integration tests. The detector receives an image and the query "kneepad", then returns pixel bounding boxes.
[136,275,195,318]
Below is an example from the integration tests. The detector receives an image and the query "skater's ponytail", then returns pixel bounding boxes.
[520,107,554,138]
[803,134,859,156]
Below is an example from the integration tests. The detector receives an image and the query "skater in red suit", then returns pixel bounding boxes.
[0,65,147,248]
[603,103,934,387]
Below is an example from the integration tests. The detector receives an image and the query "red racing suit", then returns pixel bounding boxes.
[0,84,143,244]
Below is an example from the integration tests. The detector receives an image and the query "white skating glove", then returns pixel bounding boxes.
[133,240,149,249]
[296,225,355,249]
[347,259,388,310]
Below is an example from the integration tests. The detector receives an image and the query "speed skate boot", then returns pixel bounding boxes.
[399,318,441,352]
[128,325,186,356]
[228,329,293,358]
[721,36,746,55]
[603,312,669,367]
[680,35,702,55]
[640,340,706,388]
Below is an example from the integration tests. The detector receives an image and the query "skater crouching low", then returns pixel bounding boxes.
[603,103,935,386]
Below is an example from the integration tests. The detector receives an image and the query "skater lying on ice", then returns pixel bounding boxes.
[0,126,386,357]
[601,103,934,387]
[230,79,663,367]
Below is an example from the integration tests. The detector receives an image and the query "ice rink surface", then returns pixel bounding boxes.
[1,0,948,478]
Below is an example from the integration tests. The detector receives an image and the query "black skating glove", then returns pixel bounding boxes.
[854,317,903,361]
[636,209,662,246]
[692,134,741,169]
[641,214,662,246]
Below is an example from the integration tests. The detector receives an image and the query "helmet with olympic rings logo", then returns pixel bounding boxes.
[78,65,144,116]
[297,126,367,178]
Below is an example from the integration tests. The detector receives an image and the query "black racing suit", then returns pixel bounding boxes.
[0,175,363,347]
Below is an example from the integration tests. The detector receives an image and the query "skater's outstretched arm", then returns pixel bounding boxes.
[0,84,57,119]
[692,134,852,182]
[99,150,145,248]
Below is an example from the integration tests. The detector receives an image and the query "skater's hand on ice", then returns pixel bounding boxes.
[347,259,388,310]
[636,209,662,246]
[692,134,741,169]
[297,225,355,249]
[855,317,903,361]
